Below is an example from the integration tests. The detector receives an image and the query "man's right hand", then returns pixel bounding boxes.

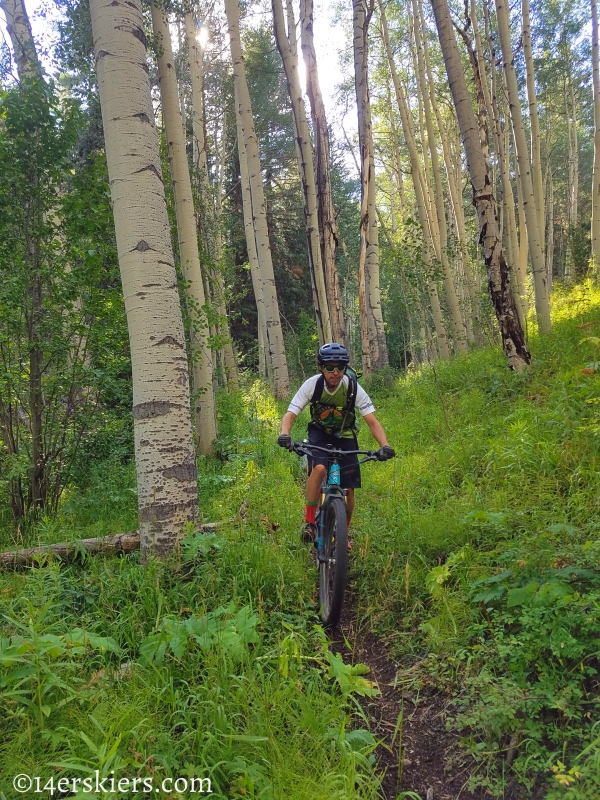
[378,445,395,461]
[278,434,294,450]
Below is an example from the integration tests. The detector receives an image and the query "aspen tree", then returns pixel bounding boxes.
[495,0,551,333]
[300,0,347,346]
[592,0,600,263]
[412,0,467,352]
[419,2,480,344]
[570,83,579,227]
[546,166,554,289]
[0,0,41,79]
[90,0,199,557]
[378,0,450,359]
[185,17,238,390]
[430,0,530,370]
[522,0,545,246]
[151,4,217,453]
[213,110,239,390]
[225,0,289,398]
[485,6,526,319]
[235,85,268,379]
[353,0,389,371]
[272,0,332,343]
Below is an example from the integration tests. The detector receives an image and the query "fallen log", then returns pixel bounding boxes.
[0,522,223,569]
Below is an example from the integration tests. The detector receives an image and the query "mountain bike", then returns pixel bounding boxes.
[292,441,382,629]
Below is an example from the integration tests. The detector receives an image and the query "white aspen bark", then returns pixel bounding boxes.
[0,0,41,79]
[421,3,478,343]
[486,11,525,319]
[235,85,268,379]
[152,5,217,453]
[571,83,579,226]
[385,82,406,212]
[90,0,199,557]
[272,0,332,343]
[299,0,347,347]
[546,166,554,291]
[378,0,450,359]
[495,0,551,334]
[431,0,529,370]
[522,0,545,250]
[186,20,237,390]
[592,0,600,262]
[185,13,211,239]
[214,111,239,390]
[225,0,289,397]
[513,132,530,292]
[353,0,388,370]
[413,0,467,352]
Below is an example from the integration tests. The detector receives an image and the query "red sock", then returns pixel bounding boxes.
[305,503,317,525]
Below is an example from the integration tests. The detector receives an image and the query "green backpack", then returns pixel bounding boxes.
[309,367,359,435]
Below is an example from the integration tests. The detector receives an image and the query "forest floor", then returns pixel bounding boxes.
[2,282,600,799]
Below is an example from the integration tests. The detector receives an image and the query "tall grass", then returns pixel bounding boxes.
[3,283,600,798]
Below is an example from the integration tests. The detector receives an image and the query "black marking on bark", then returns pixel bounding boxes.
[139,498,197,522]
[139,439,150,446]
[132,112,150,124]
[153,335,184,349]
[133,400,172,419]
[161,462,196,482]
[96,50,110,61]
[131,26,146,46]
[142,283,162,288]
[134,163,162,180]
[134,240,150,252]
[135,292,147,298]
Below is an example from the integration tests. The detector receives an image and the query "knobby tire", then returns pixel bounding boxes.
[318,496,348,628]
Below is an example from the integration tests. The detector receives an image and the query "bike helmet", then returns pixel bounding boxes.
[318,343,350,365]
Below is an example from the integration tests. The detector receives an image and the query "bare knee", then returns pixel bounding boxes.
[311,464,327,479]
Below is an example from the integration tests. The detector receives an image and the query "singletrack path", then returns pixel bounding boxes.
[330,598,489,800]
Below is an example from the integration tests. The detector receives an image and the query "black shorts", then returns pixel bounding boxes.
[307,423,361,489]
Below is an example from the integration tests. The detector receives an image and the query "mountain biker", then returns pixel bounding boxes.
[277,342,395,543]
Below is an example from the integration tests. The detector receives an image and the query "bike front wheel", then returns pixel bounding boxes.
[318,496,348,628]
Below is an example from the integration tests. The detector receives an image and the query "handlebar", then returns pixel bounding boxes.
[292,441,381,464]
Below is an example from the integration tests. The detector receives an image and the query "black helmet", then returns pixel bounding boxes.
[318,343,350,365]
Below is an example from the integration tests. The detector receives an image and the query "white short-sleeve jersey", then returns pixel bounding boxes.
[287,374,375,417]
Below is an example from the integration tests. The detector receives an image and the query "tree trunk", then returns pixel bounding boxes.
[592,0,600,264]
[378,0,450,359]
[0,0,42,79]
[495,0,551,334]
[485,6,526,320]
[300,0,347,347]
[90,0,199,558]
[421,1,480,344]
[213,110,239,390]
[522,0,545,248]
[413,0,467,353]
[225,0,289,397]
[272,0,332,344]
[152,5,217,454]
[235,84,268,379]
[0,522,223,569]
[546,166,554,291]
[353,0,388,371]
[431,0,530,370]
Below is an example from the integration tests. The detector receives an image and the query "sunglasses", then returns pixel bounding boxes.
[323,364,347,373]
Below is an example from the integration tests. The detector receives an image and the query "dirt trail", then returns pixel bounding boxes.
[330,601,488,800]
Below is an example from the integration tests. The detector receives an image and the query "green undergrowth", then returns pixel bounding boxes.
[3,283,600,798]
[345,282,600,798]
[0,385,381,798]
